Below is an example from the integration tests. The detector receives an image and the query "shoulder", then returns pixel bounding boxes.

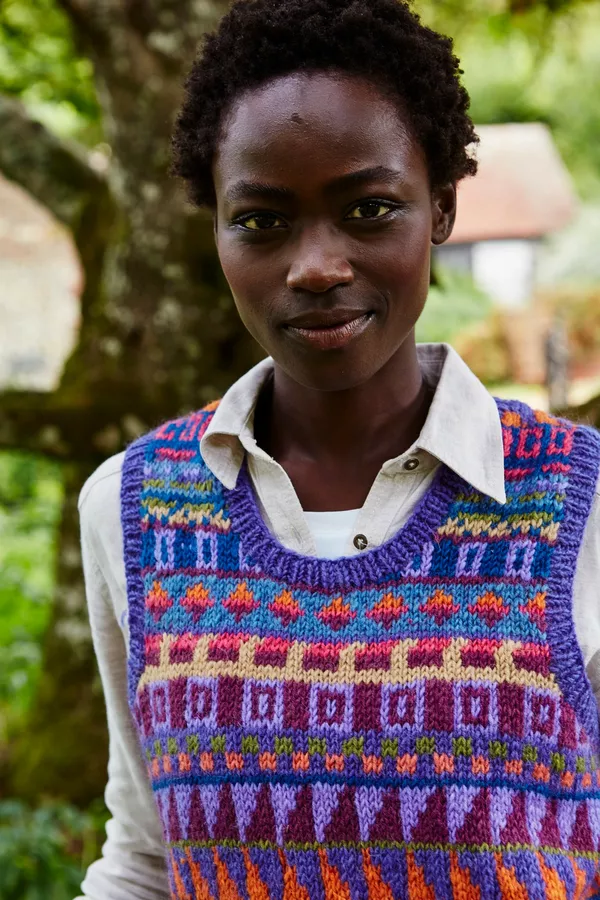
[78,451,125,542]
[498,398,600,446]
[79,451,125,512]
[146,401,221,446]
[79,402,221,530]
[497,396,600,490]
[120,401,221,463]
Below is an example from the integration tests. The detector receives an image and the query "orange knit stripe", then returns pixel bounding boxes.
[319,849,353,900]
[279,849,311,900]
[170,850,192,900]
[537,854,569,900]
[212,847,244,900]
[494,854,530,900]
[184,848,213,900]
[362,848,395,900]
[406,851,436,900]
[449,852,481,900]
[243,847,271,900]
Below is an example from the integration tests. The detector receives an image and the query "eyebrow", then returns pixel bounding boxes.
[225,182,294,204]
[328,166,405,193]
[225,166,405,204]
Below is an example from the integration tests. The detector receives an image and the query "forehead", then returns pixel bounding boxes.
[213,71,426,193]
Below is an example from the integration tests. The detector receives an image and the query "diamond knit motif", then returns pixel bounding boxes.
[181,584,214,622]
[316,597,357,631]
[268,590,304,626]
[468,591,510,627]
[223,583,258,622]
[520,592,547,632]
[121,399,600,899]
[366,593,408,629]
[420,589,459,626]
[145,580,172,622]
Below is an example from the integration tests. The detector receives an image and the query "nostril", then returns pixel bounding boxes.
[286,263,354,293]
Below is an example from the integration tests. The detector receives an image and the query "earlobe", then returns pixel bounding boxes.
[431,183,457,246]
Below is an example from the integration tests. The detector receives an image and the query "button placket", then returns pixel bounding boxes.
[353,534,369,551]
[403,457,420,471]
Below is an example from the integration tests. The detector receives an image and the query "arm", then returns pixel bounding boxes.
[573,484,600,714]
[74,463,170,900]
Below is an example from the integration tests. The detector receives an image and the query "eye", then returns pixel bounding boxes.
[235,213,286,231]
[346,201,395,220]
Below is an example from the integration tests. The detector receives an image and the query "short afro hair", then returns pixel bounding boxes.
[173,0,478,208]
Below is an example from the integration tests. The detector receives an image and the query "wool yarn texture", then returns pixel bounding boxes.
[120,399,600,899]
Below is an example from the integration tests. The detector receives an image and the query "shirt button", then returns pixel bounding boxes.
[353,534,369,551]
[403,457,420,471]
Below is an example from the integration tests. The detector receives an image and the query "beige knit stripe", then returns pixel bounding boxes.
[142,507,231,528]
[136,634,559,692]
[437,518,560,541]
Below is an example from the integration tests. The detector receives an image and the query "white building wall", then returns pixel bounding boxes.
[471,239,538,308]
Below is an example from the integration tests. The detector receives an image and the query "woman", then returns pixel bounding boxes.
[77,0,600,897]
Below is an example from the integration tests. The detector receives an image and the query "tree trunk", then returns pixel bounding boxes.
[561,393,600,428]
[0,0,265,804]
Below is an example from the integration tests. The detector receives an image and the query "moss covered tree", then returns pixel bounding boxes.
[0,0,263,804]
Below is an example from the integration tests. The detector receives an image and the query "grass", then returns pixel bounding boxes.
[0,452,63,740]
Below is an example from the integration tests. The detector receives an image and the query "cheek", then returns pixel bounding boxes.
[218,239,259,310]
[365,218,432,298]
[217,241,277,342]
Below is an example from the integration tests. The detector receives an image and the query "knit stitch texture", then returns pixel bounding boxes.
[121,399,600,899]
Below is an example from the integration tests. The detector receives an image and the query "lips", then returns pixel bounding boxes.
[284,309,371,330]
[283,310,374,351]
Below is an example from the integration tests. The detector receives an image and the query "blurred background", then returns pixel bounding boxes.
[1,0,600,896]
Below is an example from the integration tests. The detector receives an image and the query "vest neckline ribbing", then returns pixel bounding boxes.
[225,452,467,592]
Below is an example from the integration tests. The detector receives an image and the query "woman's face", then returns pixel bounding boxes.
[213,72,456,392]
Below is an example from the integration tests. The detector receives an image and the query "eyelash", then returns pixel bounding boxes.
[231,199,402,232]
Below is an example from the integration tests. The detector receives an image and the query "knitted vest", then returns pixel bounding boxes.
[121,398,600,900]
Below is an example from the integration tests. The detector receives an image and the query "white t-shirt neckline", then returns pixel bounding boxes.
[303,508,362,559]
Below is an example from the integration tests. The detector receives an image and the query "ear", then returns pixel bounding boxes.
[431,183,457,246]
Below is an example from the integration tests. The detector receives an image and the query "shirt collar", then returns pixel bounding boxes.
[201,343,506,504]
[201,357,274,490]
[401,343,506,504]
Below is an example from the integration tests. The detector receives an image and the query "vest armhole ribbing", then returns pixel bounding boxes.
[121,432,153,709]
[545,420,600,746]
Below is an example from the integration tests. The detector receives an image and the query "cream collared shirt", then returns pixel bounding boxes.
[75,344,600,900]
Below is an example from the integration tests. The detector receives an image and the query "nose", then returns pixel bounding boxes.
[286,225,354,293]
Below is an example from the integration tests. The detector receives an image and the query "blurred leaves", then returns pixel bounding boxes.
[0,453,63,738]
[0,0,100,141]
[0,799,108,900]
[416,266,493,344]
[420,0,598,34]
[423,2,600,197]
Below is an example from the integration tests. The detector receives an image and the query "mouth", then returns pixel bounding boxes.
[283,311,375,351]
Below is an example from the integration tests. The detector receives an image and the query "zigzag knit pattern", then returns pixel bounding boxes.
[121,399,600,899]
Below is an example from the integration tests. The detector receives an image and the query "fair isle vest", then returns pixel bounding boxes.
[121,398,600,900]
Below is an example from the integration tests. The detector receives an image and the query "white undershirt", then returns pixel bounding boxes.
[303,508,362,559]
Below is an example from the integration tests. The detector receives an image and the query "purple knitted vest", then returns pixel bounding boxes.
[121,398,600,899]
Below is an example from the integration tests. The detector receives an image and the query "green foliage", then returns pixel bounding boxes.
[0,799,108,900]
[0,453,63,740]
[0,0,100,141]
[450,5,600,196]
[417,266,493,345]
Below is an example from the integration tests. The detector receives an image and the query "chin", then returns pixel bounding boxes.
[276,353,380,394]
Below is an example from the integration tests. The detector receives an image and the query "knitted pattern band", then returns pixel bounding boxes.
[121,399,600,899]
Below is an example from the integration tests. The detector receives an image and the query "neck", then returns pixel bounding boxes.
[256,338,430,469]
